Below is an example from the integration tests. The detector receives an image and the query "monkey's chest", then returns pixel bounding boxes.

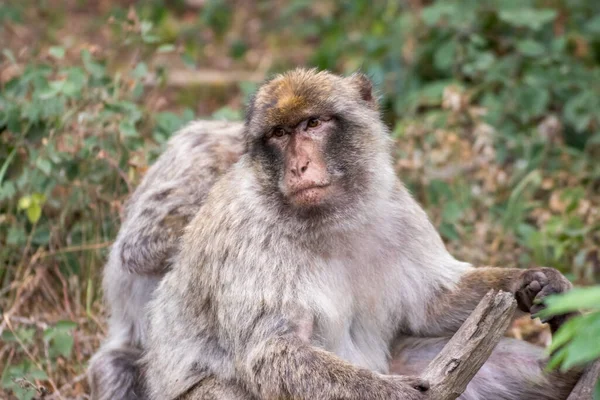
[303,260,394,374]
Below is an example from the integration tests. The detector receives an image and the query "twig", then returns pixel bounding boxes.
[2,315,64,400]
[37,241,113,259]
[145,69,265,87]
[566,360,600,400]
[45,373,88,400]
[0,267,47,337]
[421,290,517,400]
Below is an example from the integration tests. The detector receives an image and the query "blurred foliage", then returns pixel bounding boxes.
[1,0,599,397]
[539,288,600,398]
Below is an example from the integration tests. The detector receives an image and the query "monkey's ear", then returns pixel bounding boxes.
[347,73,377,109]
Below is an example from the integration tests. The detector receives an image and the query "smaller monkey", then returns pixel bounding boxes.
[142,69,578,400]
[88,120,244,400]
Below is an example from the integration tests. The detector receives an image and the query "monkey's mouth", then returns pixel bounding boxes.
[288,183,332,206]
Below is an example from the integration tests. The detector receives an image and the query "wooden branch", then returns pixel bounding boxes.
[145,69,265,87]
[421,290,517,400]
[567,360,600,400]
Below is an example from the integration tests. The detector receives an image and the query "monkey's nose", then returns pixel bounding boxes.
[291,159,310,177]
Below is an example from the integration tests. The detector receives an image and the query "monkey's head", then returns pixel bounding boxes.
[244,68,394,219]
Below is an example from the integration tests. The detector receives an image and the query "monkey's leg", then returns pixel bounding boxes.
[390,336,580,400]
[179,377,255,400]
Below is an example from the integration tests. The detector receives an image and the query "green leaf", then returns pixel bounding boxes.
[119,120,138,137]
[157,44,176,53]
[564,91,598,133]
[546,345,568,371]
[585,15,600,34]
[48,46,65,59]
[434,40,456,71]
[499,8,557,31]
[36,158,52,175]
[132,62,148,79]
[211,106,242,120]
[18,196,31,210]
[52,332,74,358]
[31,193,46,204]
[515,86,550,121]
[547,316,578,354]
[6,225,26,245]
[442,201,462,223]
[594,379,600,400]
[516,40,546,57]
[421,3,456,26]
[26,203,42,223]
[54,320,77,331]
[540,287,600,316]
[28,368,48,380]
[0,181,16,200]
[81,49,105,78]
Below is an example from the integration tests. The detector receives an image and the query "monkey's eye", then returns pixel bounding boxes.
[272,127,286,137]
[307,118,320,129]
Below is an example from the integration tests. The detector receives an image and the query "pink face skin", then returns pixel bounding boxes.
[266,116,336,208]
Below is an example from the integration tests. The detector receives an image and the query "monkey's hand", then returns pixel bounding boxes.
[512,267,574,332]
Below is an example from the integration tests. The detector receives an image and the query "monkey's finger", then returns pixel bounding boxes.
[515,289,533,311]
[531,271,549,286]
[525,280,542,296]
[539,282,563,297]
[530,303,546,318]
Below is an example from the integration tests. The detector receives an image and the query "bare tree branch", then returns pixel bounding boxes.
[567,360,600,400]
[422,290,517,400]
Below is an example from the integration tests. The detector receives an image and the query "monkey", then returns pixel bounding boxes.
[140,69,579,400]
[88,120,245,400]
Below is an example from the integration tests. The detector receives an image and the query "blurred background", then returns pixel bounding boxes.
[1,0,599,398]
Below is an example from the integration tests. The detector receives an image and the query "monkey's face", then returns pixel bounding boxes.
[261,115,336,208]
[245,69,388,215]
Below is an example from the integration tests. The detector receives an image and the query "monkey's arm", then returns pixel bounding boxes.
[116,201,191,275]
[114,121,244,276]
[239,324,427,400]
[417,266,573,336]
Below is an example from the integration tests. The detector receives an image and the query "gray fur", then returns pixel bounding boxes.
[142,70,577,400]
[88,121,244,400]
[391,337,579,400]
[91,69,578,400]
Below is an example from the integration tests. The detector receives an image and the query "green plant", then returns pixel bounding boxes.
[0,10,195,397]
[539,287,600,399]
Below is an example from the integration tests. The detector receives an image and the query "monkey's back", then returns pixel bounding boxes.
[99,120,244,354]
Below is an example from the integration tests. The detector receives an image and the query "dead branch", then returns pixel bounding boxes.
[145,69,265,87]
[422,290,517,400]
[567,360,600,400]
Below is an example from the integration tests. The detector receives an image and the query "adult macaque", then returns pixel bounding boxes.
[138,69,578,400]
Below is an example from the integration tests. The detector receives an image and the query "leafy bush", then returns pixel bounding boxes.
[0,11,194,398]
